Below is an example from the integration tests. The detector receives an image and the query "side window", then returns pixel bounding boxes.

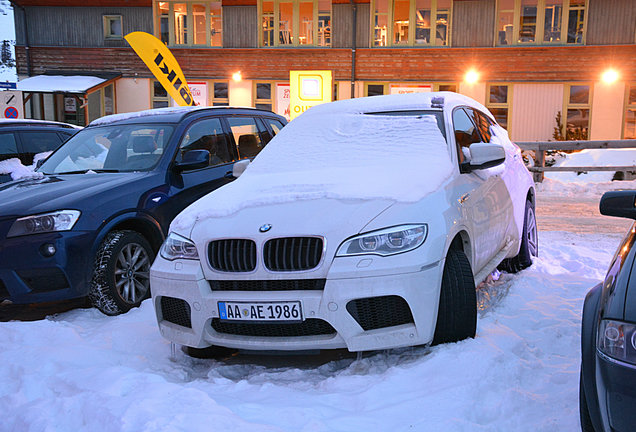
[0,133,18,159]
[179,118,233,167]
[452,108,481,164]
[19,132,63,162]
[474,110,494,143]
[266,118,285,136]
[227,117,264,160]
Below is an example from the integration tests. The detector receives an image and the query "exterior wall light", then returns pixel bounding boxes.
[602,69,619,84]
[232,71,242,82]
[464,69,479,84]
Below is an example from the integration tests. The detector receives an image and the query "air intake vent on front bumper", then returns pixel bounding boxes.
[16,268,69,292]
[211,318,336,337]
[0,279,9,300]
[160,296,192,328]
[263,237,323,271]
[209,279,326,291]
[346,295,414,331]
[208,239,257,272]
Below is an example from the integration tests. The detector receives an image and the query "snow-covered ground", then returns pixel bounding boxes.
[0,205,627,431]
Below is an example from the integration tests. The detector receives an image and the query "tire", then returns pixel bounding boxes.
[499,199,538,273]
[89,230,154,316]
[432,248,477,345]
[579,371,596,432]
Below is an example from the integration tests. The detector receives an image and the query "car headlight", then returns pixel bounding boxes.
[598,319,636,365]
[160,232,199,261]
[336,224,428,257]
[7,210,81,237]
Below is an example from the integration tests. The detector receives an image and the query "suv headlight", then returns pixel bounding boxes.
[336,224,427,257]
[160,232,199,261]
[7,210,81,237]
[598,319,636,365]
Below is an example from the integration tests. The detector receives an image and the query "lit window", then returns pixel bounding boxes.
[486,84,511,131]
[374,0,450,47]
[260,0,331,47]
[154,1,223,46]
[103,15,123,40]
[563,84,591,140]
[624,84,636,139]
[496,0,585,46]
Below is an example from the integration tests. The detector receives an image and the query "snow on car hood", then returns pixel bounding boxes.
[172,95,453,232]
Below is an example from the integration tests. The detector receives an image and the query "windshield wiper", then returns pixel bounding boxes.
[53,169,120,175]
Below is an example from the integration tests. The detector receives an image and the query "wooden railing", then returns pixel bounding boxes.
[515,139,636,182]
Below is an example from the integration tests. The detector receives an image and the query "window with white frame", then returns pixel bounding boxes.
[372,0,451,47]
[260,0,331,47]
[496,0,586,46]
[486,84,511,131]
[155,1,222,46]
[103,15,123,40]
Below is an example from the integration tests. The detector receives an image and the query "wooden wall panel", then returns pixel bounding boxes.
[15,6,152,47]
[452,0,496,47]
[510,83,564,141]
[587,0,636,45]
[333,3,370,48]
[16,45,636,83]
[14,1,151,6]
[224,6,258,48]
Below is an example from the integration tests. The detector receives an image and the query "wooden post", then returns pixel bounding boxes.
[534,150,545,183]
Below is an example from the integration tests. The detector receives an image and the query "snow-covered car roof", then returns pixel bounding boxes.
[88,106,263,127]
[0,119,82,129]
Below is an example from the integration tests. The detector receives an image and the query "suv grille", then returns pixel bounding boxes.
[208,239,257,272]
[160,296,192,328]
[211,318,336,337]
[263,237,323,271]
[346,296,414,331]
[209,279,326,291]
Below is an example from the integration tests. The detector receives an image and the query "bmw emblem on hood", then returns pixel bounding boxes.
[259,224,272,233]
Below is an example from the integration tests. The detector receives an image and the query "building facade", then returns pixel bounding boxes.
[11,0,636,141]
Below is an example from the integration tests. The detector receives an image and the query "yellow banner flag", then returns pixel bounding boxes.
[125,31,195,107]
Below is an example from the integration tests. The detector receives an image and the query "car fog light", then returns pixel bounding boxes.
[41,243,56,257]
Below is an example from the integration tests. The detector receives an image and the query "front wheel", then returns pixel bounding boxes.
[432,248,477,345]
[89,230,154,316]
[499,199,538,273]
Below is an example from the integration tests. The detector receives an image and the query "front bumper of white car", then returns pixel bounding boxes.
[150,250,445,352]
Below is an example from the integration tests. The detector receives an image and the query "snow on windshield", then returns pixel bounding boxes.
[173,101,453,230]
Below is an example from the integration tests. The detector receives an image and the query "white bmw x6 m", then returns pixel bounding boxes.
[150,92,536,355]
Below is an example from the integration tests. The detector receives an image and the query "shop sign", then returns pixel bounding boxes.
[188,82,208,107]
[0,90,23,119]
[389,84,432,95]
[64,97,77,113]
[289,70,332,120]
[276,83,290,120]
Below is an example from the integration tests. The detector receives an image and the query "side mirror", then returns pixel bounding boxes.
[174,150,210,172]
[460,142,506,173]
[232,159,250,178]
[600,191,636,219]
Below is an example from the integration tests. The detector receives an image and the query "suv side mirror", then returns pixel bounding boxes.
[460,142,506,173]
[233,159,250,178]
[174,150,210,172]
[600,191,636,219]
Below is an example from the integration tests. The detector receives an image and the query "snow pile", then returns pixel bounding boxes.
[173,98,454,230]
[17,75,106,93]
[0,231,619,431]
[0,157,44,181]
[537,177,636,198]
[546,148,636,183]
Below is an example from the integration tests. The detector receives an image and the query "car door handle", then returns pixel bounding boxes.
[458,193,470,204]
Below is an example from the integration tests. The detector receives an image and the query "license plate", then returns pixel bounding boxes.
[218,301,303,322]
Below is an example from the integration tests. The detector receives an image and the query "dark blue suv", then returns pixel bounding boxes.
[0,107,286,315]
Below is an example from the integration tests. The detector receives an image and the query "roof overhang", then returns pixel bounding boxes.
[17,73,121,94]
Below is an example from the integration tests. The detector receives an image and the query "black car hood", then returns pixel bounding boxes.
[0,173,152,219]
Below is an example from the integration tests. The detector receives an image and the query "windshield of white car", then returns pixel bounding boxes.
[365,110,446,140]
[38,124,174,175]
